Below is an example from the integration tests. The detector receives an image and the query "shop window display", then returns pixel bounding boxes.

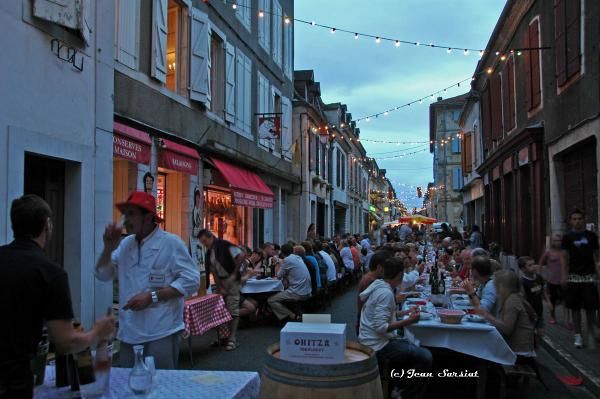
[203,189,246,245]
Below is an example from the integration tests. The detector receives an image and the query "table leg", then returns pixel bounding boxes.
[188,336,194,367]
[475,360,488,399]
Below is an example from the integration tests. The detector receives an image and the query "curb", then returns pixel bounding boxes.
[539,335,600,398]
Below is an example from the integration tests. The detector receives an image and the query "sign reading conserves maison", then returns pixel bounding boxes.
[232,190,274,208]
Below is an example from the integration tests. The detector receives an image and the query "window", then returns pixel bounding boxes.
[501,56,516,133]
[165,0,188,95]
[209,30,225,115]
[235,0,251,31]
[283,18,293,79]
[272,0,283,66]
[490,72,503,143]
[258,0,271,51]
[452,167,463,191]
[320,143,327,180]
[451,136,461,153]
[257,72,271,148]
[524,18,542,111]
[235,49,252,135]
[481,87,492,152]
[462,133,473,173]
[315,135,320,176]
[336,148,341,187]
[115,0,140,69]
[453,110,461,122]
[554,0,582,88]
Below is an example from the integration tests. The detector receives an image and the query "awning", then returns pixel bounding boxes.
[209,157,274,208]
[159,139,200,175]
[113,122,152,164]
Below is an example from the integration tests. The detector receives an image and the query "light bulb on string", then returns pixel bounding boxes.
[447,48,452,54]
[330,28,336,34]
[310,21,315,26]
[375,37,381,44]
[500,55,506,61]
[464,49,469,55]
[232,3,237,9]
[416,42,420,46]
[354,33,359,39]
[479,50,484,57]
[384,111,389,116]
[517,50,522,56]
[486,67,493,74]
[258,10,264,17]
[395,40,400,47]
[284,16,291,24]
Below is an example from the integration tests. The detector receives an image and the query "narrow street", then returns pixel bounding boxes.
[181,284,596,399]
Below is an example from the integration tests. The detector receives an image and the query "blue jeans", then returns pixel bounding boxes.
[376,339,432,399]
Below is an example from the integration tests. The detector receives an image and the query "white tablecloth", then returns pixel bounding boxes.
[241,278,284,294]
[405,318,516,365]
[35,366,260,399]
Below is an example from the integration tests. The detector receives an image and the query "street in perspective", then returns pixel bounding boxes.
[1,0,599,398]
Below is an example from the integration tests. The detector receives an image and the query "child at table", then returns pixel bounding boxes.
[518,256,550,341]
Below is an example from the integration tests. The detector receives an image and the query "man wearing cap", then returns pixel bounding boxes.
[95,191,200,369]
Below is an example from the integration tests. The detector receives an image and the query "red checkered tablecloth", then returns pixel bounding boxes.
[183,294,232,337]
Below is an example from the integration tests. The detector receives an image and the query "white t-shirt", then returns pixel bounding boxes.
[319,251,337,282]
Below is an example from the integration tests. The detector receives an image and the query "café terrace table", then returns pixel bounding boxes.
[402,285,517,399]
[183,294,232,366]
[35,365,260,399]
[240,278,284,294]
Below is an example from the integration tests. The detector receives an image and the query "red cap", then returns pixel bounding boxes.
[116,191,163,222]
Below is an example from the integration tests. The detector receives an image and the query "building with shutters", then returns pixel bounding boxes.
[112,0,296,265]
[0,1,115,327]
[464,0,599,266]
[429,94,469,229]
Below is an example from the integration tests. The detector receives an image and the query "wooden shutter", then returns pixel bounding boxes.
[502,68,510,134]
[524,25,532,111]
[481,87,492,151]
[189,8,210,103]
[116,0,138,69]
[272,1,283,66]
[464,133,473,174]
[490,73,503,141]
[554,0,567,86]
[530,20,542,108]
[225,42,236,123]
[235,49,251,133]
[151,0,168,82]
[507,57,515,131]
[565,0,581,79]
[243,56,252,133]
[281,97,292,160]
[258,0,270,51]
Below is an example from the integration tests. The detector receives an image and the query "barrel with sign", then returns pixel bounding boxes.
[260,341,383,399]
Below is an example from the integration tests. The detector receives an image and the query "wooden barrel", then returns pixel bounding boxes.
[259,341,383,399]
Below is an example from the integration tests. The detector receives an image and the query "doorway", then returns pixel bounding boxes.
[24,153,65,267]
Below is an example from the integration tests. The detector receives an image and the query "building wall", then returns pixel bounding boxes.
[0,0,115,327]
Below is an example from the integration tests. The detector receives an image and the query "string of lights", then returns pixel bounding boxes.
[369,143,431,155]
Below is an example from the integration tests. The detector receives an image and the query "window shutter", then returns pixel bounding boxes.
[531,20,542,108]
[258,0,271,51]
[189,8,210,103]
[501,69,510,135]
[507,57,515,131]
[554,0,567,86]
[284,23,293,78]
[272,1,282,66]
[281,97,292,160]
[244,56,252,134]
[473,130,479,166]
[481,87,492,151]
[33,0,79,30]
[116,0,138,69]
[451,137,460,153]
[235,49,251,133]
[452,168,459,190]
[225,42,236,123]
[490,73,503,142]
[524,25,532,111]
[151,0,168,82]
[565,0,581,79]
[258,73,270,148]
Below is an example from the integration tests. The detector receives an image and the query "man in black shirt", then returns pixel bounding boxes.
[561,209,600,348]
[0,195,115,398]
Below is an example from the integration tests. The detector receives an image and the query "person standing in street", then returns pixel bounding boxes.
[561,209,600,348]
[469,225,483,249]
[198,229,245,351]
[95,191,200,368]
[1,195,115,398]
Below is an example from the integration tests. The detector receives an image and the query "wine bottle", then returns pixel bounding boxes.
[72,322,96,385]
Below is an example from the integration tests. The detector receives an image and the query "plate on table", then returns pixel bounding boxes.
[453,299,472,307]
[465,314,486,323]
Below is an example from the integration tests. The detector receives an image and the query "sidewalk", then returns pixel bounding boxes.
[539,305,600,398]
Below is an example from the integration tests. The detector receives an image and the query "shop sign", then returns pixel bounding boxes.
[232,190,273,208]
[161,151,198,175]
[113,134,150,164]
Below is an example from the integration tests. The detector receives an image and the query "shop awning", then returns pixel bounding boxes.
[113,122,152,164]
[209,157,274,208]
[160,139,200,175]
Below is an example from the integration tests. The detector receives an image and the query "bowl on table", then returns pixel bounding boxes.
[437,309,466,324]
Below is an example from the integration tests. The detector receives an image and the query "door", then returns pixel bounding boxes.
[563,139,598,227]
[24,153,65,267]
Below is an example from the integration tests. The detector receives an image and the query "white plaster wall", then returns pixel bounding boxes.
[0,1,115,328]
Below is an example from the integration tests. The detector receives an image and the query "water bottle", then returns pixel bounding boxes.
[128,346,152,396]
